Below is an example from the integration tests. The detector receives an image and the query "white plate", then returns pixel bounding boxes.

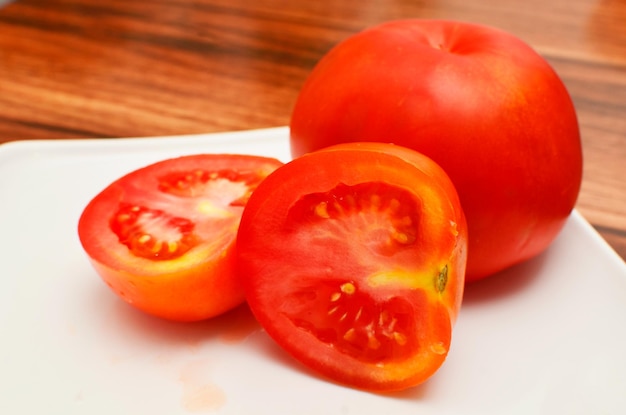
[1,127,625,414]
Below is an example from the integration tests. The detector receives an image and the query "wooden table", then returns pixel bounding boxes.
[1,0,625,262]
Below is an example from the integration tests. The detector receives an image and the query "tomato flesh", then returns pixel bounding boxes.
[78,154,283,322]
[237,143,467,391]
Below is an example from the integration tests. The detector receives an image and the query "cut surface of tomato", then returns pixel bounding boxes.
[78,154,283,322]
[236,143,467,392]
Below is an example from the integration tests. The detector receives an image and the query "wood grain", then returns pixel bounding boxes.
[1,0,625,262]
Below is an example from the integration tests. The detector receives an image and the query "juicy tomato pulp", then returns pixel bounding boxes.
[237,143,467,392]
[78,154,283,322]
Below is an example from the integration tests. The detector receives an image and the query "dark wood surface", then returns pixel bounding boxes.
[1,0,625,262]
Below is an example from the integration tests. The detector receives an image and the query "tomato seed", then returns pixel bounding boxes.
[328,306,340,315]
[333,201,346,215]
[340,282,356,294]
[151,241,163,253]
[167,241,178,253]
[315,202,330,218]
[367,329,381,350]
[379,310,390,326]
[388,318,398,332]
[391,231,410,244]
[117,213,131,223]
[343,328,357,342]
[393,332,407,346]
[430,342,447,355]
[354,307,363,321]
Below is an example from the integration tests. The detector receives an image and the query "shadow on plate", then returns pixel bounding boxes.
[103,295,262,348]
[461,249,550,306]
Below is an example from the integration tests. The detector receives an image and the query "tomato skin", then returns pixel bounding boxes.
[78,154,283,322]
[289,19,583,281]
[86,244,239,322]
[237,143,467,392]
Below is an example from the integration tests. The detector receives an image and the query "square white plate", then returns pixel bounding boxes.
[1,127,625,414]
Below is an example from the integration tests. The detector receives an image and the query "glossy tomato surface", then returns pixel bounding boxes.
[78,154,283,322]
[237,143,467,392]
[290,19,583,281]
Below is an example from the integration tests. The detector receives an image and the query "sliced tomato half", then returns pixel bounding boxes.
[78,154,283,322]
[236,143,467,392]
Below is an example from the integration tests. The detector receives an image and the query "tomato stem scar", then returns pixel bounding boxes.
[436,265,448,293]
[340,282,356,294]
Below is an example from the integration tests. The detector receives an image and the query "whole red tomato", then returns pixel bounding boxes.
[290,19,583,281]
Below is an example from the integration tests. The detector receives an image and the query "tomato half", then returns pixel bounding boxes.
[236,143,467,392]
[290,19,583,281]
[78,154,283,322]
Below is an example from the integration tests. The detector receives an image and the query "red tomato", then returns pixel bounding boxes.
[290,19,583,281]
[78,154,283,322]
[236,142,467,392]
